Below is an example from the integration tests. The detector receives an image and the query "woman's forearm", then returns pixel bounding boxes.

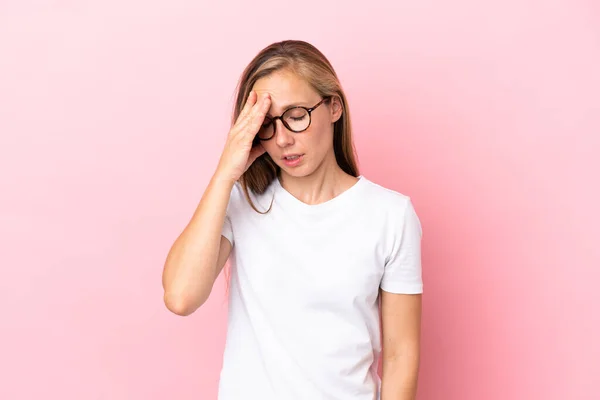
[162,173,235,315]
[380,355,420,400]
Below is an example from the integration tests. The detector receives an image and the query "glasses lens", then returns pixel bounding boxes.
[283,108,310,132]
[257,117,273,140]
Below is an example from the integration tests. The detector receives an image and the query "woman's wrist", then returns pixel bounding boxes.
[210,169,237,188]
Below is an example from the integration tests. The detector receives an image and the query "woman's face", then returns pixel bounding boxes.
[251,69,342,178]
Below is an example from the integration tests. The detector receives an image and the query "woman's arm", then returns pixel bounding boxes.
[162,91,271,316]
[161,174,234,316]
[380,290,422,400]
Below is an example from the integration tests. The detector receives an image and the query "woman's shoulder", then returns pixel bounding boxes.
[359,175,414,209]
[359,176,423,236]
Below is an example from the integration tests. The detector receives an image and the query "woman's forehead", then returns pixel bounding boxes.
[252,71,318,112]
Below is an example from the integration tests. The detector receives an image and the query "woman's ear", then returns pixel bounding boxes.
[330,96,343,123]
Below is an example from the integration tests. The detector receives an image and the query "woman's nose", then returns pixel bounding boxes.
[274,119,294,147]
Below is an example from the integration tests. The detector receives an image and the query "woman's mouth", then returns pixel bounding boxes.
[282,154,304,167]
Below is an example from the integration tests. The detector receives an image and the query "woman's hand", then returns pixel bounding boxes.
[215,90,271,183]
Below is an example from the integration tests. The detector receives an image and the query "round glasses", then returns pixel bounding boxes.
[256,97,329,141]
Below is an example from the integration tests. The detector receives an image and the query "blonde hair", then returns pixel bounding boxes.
[223,40,360,295]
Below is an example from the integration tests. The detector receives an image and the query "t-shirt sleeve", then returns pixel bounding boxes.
[220,183,238,246]
[380,197,423,294]
[221,212,234,246]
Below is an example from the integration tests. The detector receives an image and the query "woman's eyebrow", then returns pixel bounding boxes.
[266,101,309,116]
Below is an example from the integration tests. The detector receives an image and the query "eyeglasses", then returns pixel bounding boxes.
[256,97,329,141]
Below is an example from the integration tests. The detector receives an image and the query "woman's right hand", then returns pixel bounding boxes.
[214,90,272,183]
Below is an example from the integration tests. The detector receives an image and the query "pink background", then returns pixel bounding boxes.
[1,1,599,399]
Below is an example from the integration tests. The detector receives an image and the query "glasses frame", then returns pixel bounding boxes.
[256,97,330,141]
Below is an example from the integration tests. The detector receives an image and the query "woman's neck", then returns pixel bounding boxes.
[278,163,358,206]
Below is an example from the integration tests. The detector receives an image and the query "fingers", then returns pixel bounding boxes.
[237,90,257,122]
[247,93,271,134]
[238,90,269,123]
[233,91,268,133]
[233,94,270,135]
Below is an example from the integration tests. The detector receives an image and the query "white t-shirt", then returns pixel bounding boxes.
[217,175,423,400]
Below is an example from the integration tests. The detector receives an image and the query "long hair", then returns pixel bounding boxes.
[223,40,360,295]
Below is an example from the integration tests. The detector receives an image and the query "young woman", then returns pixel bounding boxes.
[162,40,423,400]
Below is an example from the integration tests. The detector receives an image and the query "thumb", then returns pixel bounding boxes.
[248,143,267,164]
